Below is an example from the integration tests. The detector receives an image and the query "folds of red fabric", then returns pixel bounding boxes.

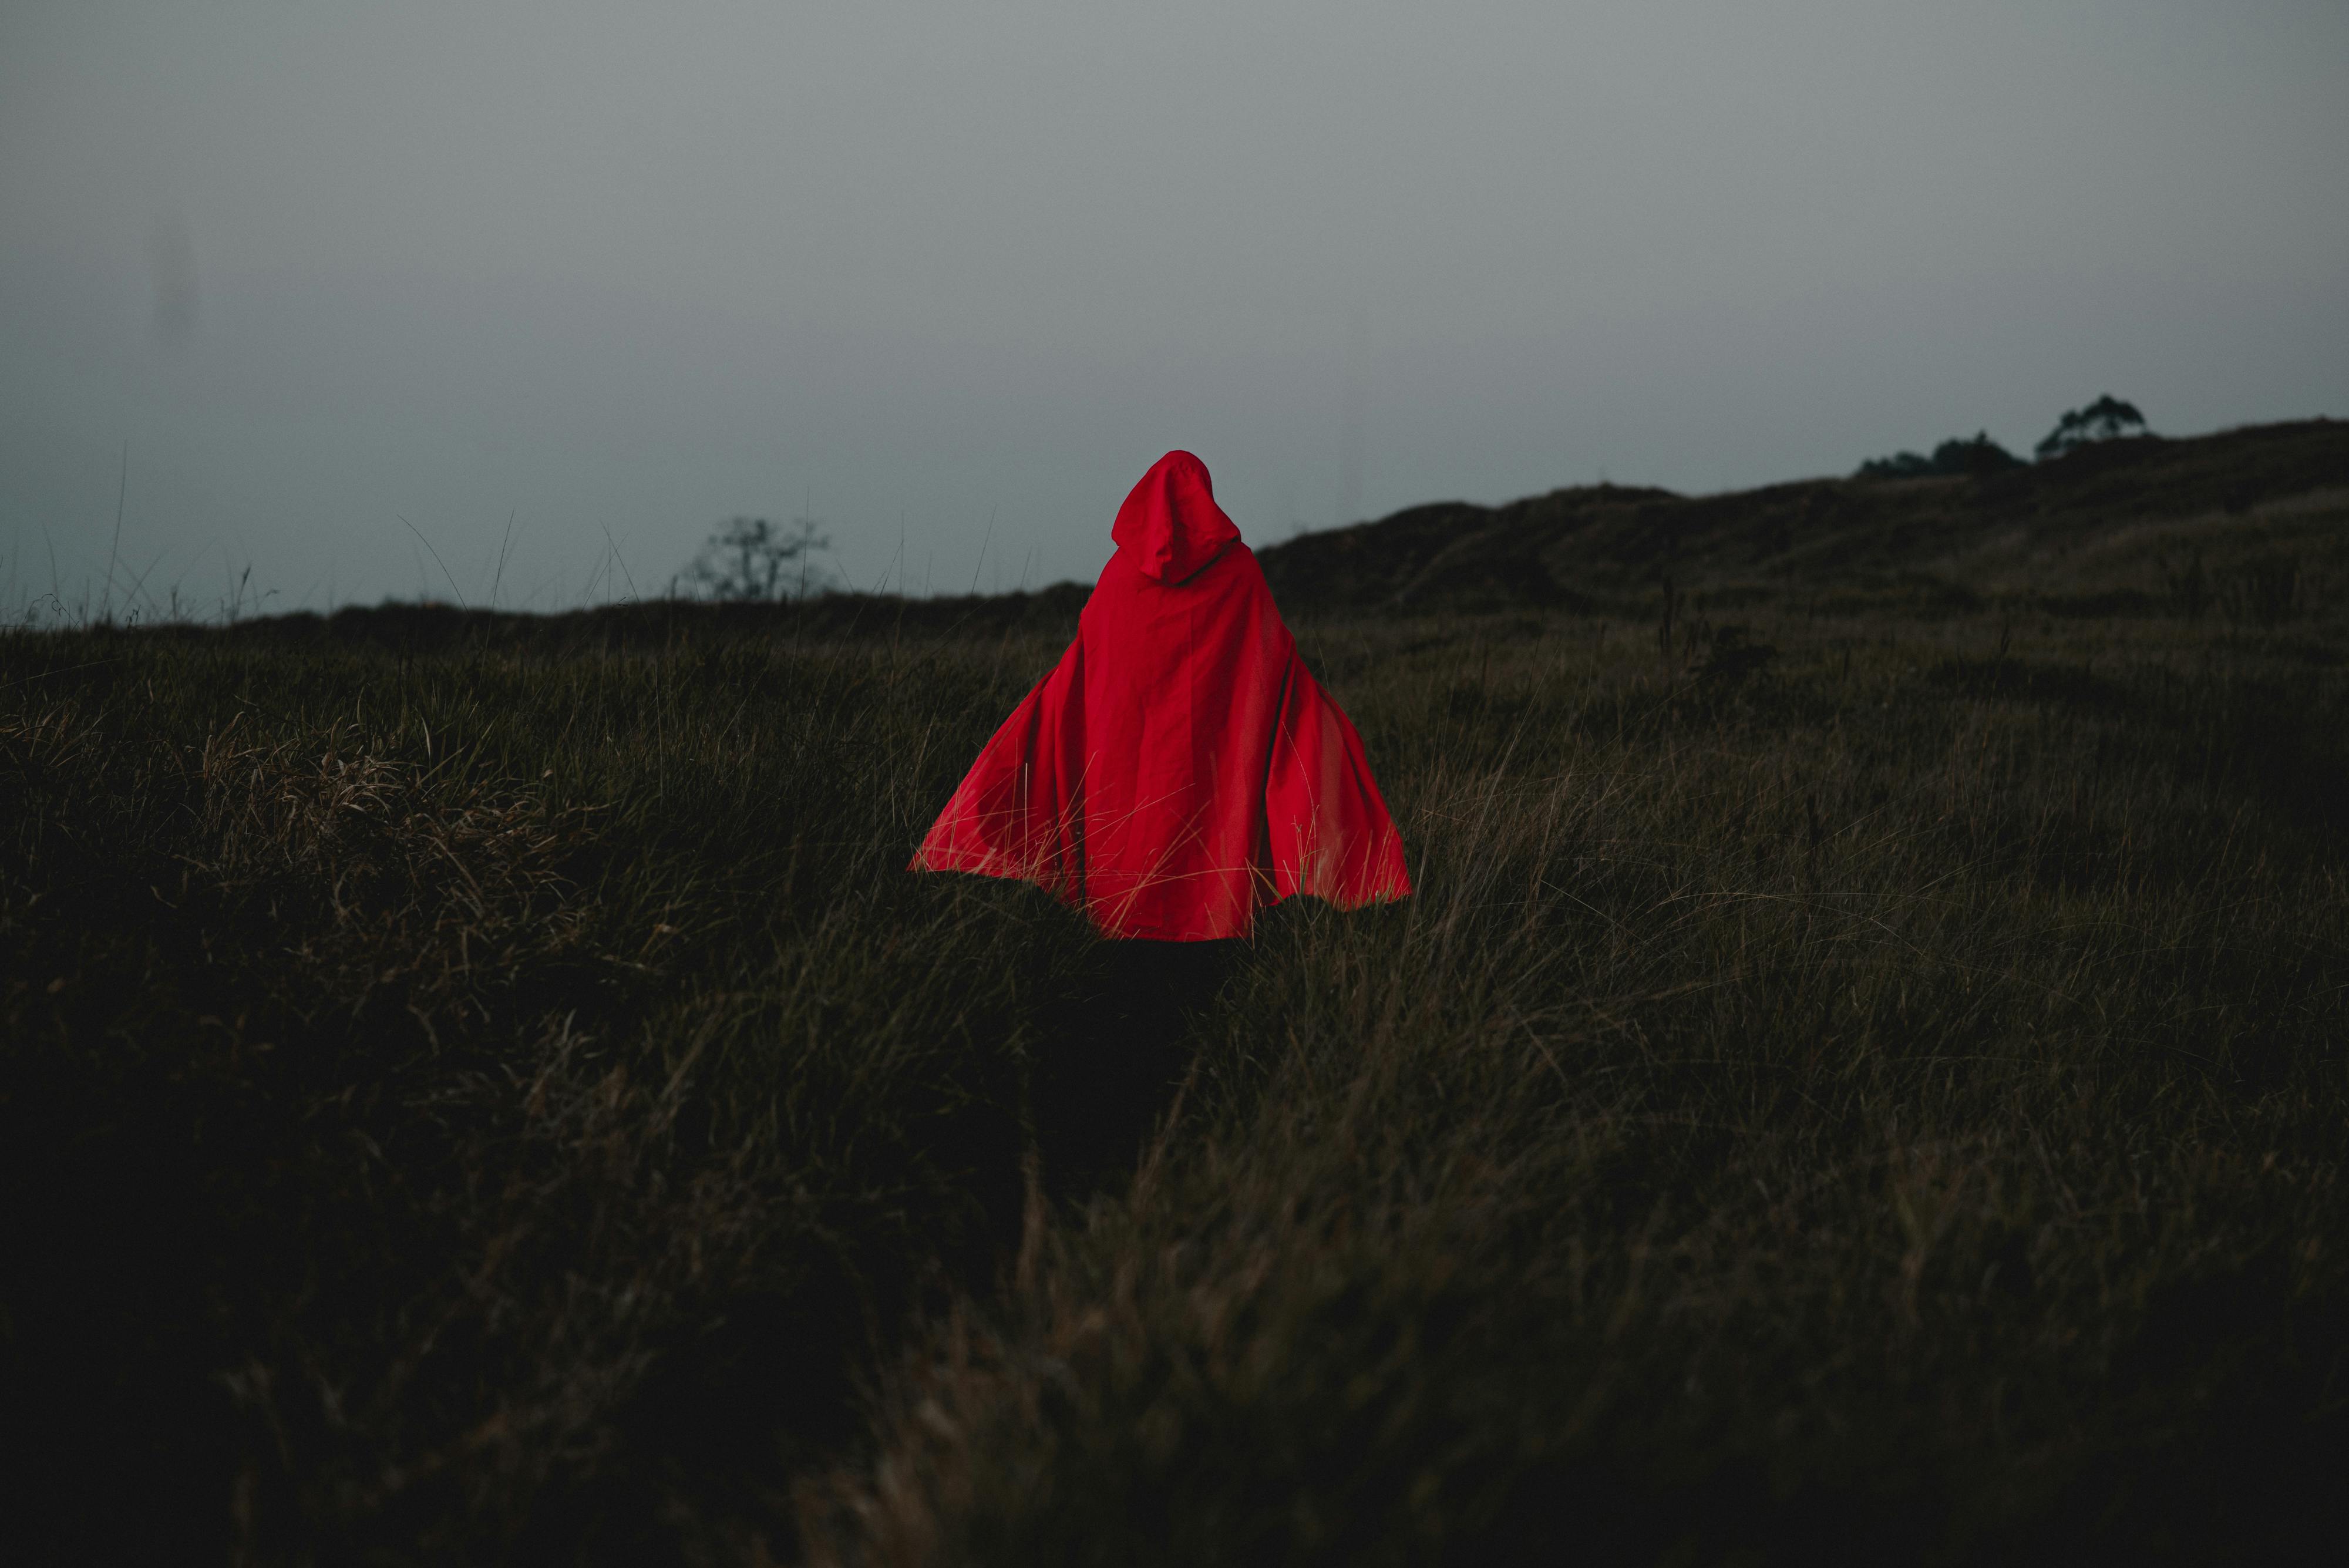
[911,459,1408,940]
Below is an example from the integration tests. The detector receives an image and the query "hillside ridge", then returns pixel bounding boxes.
[1256,417,2347,614]
[186,418,2347,652]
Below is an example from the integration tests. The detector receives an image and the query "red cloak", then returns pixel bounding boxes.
[910,451,1411,940]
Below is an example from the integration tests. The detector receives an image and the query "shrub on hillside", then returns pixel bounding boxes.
[1855,431,2022,480]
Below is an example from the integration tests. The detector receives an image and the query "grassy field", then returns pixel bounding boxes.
[5,534,2347,1560]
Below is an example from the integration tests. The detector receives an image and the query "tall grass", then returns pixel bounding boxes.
[4,603,2343,1563]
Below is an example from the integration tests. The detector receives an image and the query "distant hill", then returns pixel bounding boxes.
[1256,418,2349,618]
[200,418,2345,655]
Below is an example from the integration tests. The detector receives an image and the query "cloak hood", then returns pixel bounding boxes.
[1110,450,1240,584]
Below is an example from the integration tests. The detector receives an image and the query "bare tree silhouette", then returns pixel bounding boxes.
[680,515,832,601]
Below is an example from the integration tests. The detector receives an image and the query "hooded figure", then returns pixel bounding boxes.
[911,451,1409,940]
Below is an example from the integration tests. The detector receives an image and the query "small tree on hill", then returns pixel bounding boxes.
[680,516,832,601]
[2035,395,2149,460]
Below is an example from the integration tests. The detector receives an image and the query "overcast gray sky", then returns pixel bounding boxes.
[4,1,2344,614]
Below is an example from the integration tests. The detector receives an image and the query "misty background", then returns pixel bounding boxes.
[4,1,2344,615]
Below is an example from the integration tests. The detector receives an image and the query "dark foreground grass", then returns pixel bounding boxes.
[4,602,2345,1564]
